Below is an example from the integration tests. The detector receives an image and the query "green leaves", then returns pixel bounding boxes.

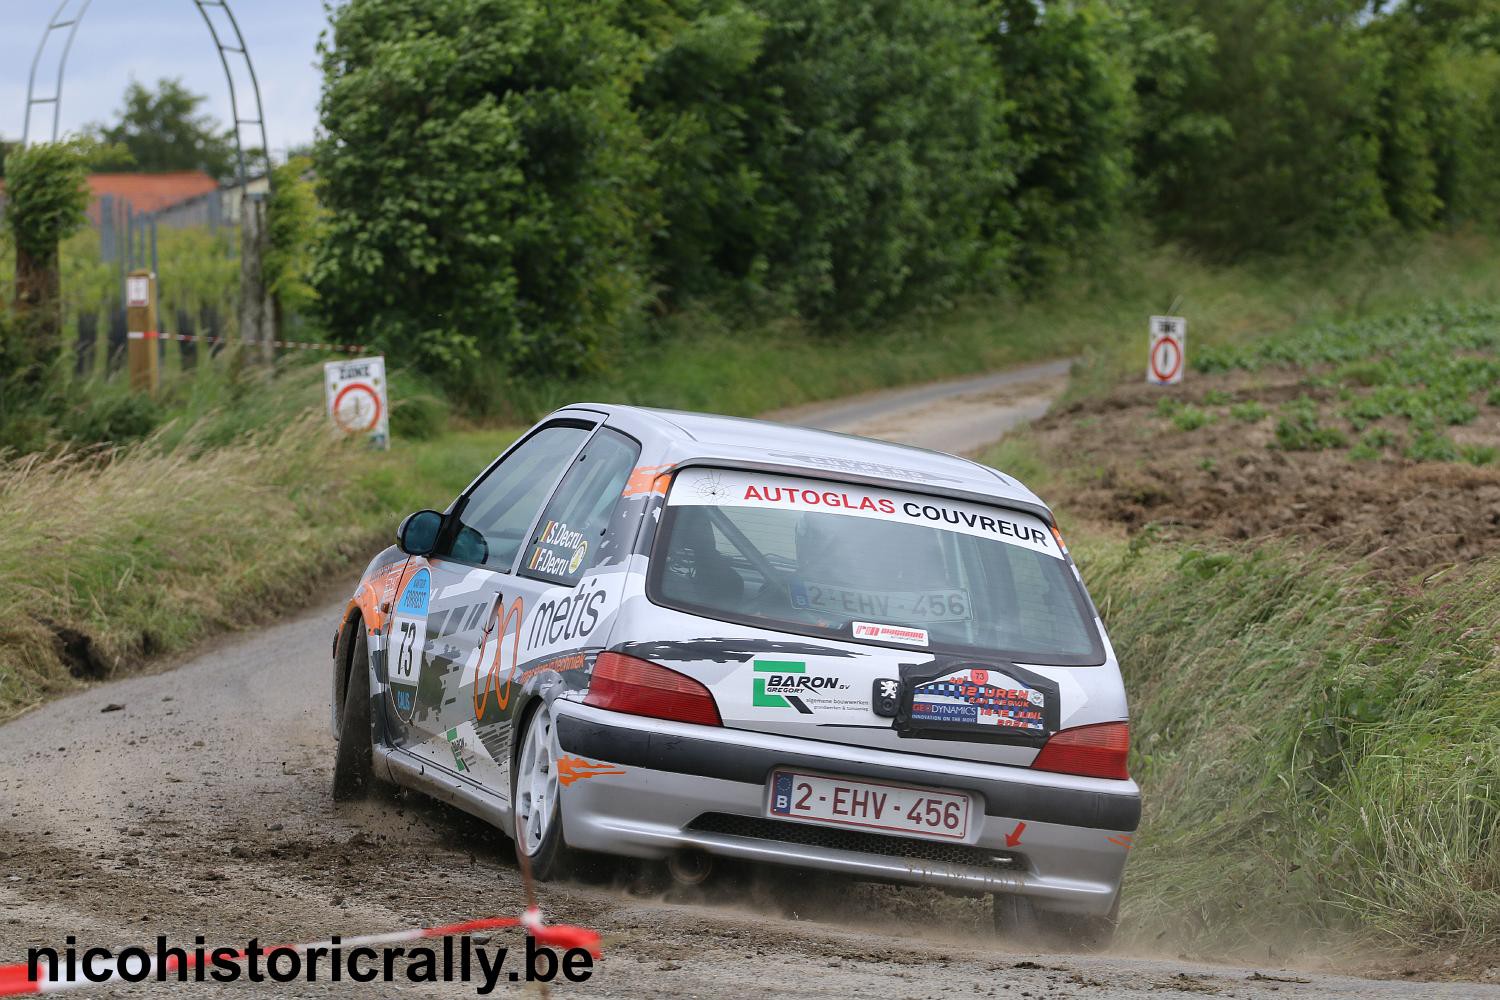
[314,0,654,383]
[2,142,91,261]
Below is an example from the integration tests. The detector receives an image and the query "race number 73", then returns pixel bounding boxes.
[395,620,419,678]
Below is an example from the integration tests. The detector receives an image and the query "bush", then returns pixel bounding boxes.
[638,0,1017,324]
[314,0,655,381]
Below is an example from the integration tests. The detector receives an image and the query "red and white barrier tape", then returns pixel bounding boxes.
[124,331,367,353]
[0,909,600,995]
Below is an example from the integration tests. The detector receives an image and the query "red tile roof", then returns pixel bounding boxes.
[86,171,219,213]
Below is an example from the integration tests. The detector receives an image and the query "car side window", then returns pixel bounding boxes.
[519,429,641,585]
[440,423,592,570]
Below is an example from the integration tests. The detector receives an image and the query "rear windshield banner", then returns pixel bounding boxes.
[667,468,1061,560]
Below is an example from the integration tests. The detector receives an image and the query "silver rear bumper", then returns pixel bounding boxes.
[553,701,1138,915]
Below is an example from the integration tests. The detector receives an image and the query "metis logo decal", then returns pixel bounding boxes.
[752,660,848,715]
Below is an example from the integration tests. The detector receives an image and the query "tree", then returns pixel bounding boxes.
[314,0,656,382]
[87,79,238,179]
[635,0,1018,323]
[980,0,1137,284]
[3,141,91,395]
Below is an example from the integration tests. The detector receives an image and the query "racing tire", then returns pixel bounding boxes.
[991,892,1118,952]
[512,700,573,882]
[332,629,379,801]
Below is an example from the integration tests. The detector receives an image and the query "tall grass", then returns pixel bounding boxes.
[0,419,515,719]
[1072,534,1500,958]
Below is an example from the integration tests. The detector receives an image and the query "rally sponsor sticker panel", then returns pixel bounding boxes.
[666,468,1060,559]
[905,665,1053,736]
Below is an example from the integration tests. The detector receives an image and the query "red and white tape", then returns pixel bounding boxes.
[124,331,367,353]
[0,909,600,995]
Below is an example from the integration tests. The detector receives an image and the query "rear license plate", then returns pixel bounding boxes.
[767,770,971,842]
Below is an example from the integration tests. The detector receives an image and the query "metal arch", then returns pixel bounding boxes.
[19,0,273,190]
[191,0,272,188]
[22,0,94,146]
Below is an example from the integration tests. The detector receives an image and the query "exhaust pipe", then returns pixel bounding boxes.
[666,849,713,886]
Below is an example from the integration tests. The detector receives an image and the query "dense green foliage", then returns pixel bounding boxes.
[637,0,1014,321]
[264,156,322,318]
[314,0,655,378]
[2,141,92,400]
[2,142,91,263]
[314,0,1500,385]
[85,78,240,179]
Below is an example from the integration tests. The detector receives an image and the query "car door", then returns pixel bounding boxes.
[385,418,595,776]
[441,426,644,800]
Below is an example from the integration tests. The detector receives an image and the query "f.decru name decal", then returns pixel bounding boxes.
[668,469,1060,558]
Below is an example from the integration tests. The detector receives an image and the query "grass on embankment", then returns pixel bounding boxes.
[0,408,516,720]
[1083,534,1498,959]
[978,269,1500,961]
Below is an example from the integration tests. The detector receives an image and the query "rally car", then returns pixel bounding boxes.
[329,404,1139,945]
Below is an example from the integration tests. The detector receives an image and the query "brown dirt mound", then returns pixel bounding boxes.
[1035,371,1500,577]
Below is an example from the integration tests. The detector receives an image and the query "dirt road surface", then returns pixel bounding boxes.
[3,366,1492,998]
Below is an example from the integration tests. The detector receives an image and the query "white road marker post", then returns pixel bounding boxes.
[1147,315,1186,386]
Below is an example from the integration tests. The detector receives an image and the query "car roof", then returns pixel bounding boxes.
[566,403,1048,512]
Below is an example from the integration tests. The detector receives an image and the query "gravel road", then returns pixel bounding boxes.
[3,365,1492,998]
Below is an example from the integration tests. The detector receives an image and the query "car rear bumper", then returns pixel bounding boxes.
[552,701,1138,915]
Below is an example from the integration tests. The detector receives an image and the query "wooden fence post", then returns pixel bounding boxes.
[126,270,160,393]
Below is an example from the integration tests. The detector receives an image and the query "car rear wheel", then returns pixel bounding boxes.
[332,629,378,800]
[991,892,1117,952]
[512,700,572,881]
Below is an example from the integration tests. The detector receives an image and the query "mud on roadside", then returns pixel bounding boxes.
[1033,369,1500,577]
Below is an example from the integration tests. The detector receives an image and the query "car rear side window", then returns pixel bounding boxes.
[647,468,1104,665]
[440,423,591,569]
[520,429,641,585]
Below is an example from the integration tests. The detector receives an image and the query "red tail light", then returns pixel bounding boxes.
[1032,722,1130,780]
[584,652,722,727]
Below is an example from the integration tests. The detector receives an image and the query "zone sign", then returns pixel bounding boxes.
[1148,315,1186,386]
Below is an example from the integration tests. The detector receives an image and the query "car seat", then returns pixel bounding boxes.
[662,507,745,608]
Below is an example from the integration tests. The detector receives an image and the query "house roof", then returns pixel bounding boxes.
[86,171,219,213]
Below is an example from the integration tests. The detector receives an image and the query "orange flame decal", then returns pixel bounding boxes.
[556,756,626,786]
[621,464,674,498]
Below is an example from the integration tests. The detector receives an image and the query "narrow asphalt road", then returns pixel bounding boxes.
[2,365,1491,998]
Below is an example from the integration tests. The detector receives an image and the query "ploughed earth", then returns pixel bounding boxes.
[1030,368,1500,578]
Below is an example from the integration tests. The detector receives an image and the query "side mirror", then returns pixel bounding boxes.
[397,509,443,556]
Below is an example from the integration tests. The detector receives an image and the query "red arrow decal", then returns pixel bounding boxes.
[1005,821,1026,847]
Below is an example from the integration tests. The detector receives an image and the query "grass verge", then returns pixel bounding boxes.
[0,420,515,720]
[978,263,1500,961]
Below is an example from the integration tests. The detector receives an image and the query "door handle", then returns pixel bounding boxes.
[482,591,504,634]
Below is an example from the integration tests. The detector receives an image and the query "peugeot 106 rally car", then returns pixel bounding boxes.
[330,405,1139,944]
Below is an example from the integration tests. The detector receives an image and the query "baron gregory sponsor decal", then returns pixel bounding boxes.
[750,660,867,717]
[666,468,1060,558]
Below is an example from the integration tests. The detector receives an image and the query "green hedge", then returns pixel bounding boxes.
[312,0,1500,383]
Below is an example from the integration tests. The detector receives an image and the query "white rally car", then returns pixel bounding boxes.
[331,405,1138,945]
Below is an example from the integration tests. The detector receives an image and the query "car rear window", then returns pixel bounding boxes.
[647,468,1104,665]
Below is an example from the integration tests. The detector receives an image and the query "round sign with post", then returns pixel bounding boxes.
[1148,315,1186,386]
[324,356,391,449]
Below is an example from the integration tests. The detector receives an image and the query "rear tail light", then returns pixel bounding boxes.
[584,651,722,727]
[1031,722,1130,780]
